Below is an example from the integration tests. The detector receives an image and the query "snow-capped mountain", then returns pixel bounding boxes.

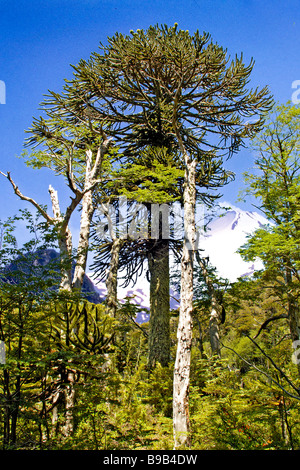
[199,203,271,282]
[89,203,271,320]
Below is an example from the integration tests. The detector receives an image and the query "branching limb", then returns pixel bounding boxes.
[254,314,289,339]
[90,137,113,181]
[65,150,80,196]
[0,170,53,224]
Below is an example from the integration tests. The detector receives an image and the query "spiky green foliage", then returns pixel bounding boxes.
[68,23,272,157]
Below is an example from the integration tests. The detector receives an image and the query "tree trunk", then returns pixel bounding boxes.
[148,239,170,369]
[48,185,73,292]
[105,238,122,317]
[10,375,20,445]
[209,300,221,357]
[73,148,98,291]
[63,370,76,438]
[50,389,60,439]
[173,157,196,449]
[58,228,73,292]
[73,189,95,291]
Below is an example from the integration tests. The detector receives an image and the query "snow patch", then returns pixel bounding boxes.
[200,205,271,282]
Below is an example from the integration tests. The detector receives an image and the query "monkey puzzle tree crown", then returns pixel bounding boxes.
[65,23,272,163]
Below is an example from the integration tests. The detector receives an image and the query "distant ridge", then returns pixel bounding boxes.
[2,248,104,305]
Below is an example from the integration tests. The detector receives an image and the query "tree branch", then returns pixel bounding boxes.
[1,171,53,224]
[90,137,113,181]
[254,314,289,339]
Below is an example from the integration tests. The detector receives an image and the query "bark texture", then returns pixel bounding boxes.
[49,185,73,292]
[148,239,170,369]
[63,370,76,437]
[173,156,196,448]
[72,190,94,290]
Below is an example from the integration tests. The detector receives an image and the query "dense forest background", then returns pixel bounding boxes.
[0,24,299,450]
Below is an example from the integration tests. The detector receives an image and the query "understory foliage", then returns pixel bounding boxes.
[1,286,299,450]
[0,214,299,450]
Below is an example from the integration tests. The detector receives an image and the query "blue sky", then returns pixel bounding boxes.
[0,0,299,242]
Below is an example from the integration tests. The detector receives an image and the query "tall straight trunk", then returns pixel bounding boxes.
[73,148,99,291]
[49,185,95,438]
[48,188,80,439]
[173,156,196,448]
[57,229,73,292]
[148,239,170,369]
[50,389,60,439]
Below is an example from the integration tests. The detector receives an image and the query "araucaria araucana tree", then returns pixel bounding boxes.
[62,23,272,447]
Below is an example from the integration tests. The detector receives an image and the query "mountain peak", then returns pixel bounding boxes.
[201,205,270,281]
[204,204,270,235]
